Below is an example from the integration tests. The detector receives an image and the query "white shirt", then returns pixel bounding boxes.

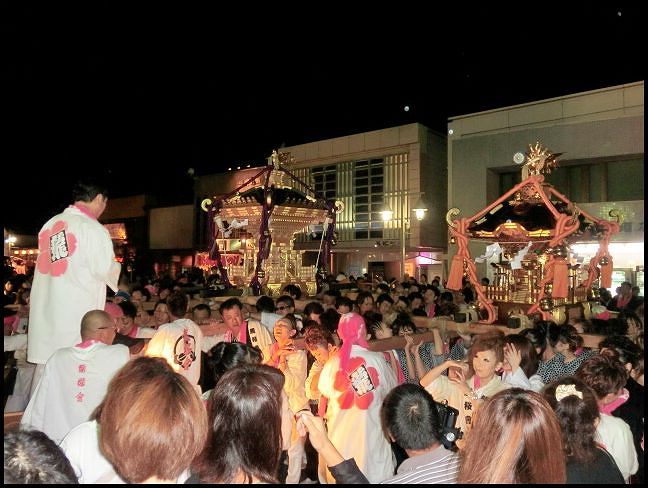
[146,318,203,387]
[201,332,227,353]
[60,420,126,484]
[28,206,120,364]
[424,374,510,441]
[305,360,324,401]
[596,413,639,482]
[60,420,191,484]
[501,368,544,392]
[4,333,28,352]
[245,318,274,362]
[260,311,282,332]
[318,345,397,484]
[281,348,309,414]
[21,341,129,444]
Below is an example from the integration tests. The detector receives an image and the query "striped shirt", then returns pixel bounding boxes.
[381,446,460,484]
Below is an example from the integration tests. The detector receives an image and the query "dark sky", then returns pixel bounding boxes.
[3,4,643,235]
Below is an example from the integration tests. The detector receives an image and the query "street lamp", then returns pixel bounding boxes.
[5,235,17,255]
[381,192,428,279]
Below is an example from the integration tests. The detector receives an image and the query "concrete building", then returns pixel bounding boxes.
[282,123,448,281]
[447,81,644,293]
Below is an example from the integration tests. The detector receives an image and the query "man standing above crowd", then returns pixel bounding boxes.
[28,178,120,391]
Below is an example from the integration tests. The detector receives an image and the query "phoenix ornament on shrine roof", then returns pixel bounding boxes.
[525,142,562,176]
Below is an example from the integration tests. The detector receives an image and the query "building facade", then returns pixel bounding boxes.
[282,123,448,280]
[447,81,644,293]
[194,124,448,282]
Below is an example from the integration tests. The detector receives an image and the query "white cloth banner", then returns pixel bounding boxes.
[213,215,249,238]
[223,218,249,238]
[474,243,502,263]
[510,242,533,270]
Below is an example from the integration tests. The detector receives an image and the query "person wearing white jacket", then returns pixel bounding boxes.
[577,354,639,482]
[145,291,203,390]
[318,313,397,484]
[21,310,129,444]
[265,314,309,484]
[501,335,545,392]
[28,178,120,392]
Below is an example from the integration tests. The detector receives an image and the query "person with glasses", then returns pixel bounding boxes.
[275,295,296,315]
[21,310,129,444]
[275,295,303,335]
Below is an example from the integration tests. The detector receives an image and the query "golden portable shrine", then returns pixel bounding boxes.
[200,151,342,297]
[445,142,622,325]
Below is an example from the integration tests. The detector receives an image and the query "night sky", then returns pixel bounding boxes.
[4,4,643,235]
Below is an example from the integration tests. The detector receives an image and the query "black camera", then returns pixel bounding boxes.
[507,316,522,329]
[453,312,467,323]
[435,400,462,450]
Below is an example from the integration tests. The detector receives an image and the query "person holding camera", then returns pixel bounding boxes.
[419,332,510,447]
[297,383,460,484]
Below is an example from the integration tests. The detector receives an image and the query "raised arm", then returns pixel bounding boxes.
[420,358,465,388]
[298,412,369,484]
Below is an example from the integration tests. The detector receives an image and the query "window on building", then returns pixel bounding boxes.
[354,159,384,239]
[498,158,644,203]
[499,171,521,196]
[606,158,643,202]
[311,165,337,201]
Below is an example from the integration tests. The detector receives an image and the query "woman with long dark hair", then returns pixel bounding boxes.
[543,376,625,483]
[190,363,292,484]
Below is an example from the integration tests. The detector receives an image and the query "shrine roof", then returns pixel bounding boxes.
[224,186,329,210]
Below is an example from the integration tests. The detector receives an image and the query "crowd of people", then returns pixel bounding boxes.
[3,178,645,484]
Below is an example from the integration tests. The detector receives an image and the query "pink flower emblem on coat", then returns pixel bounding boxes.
[333,356,380,410]
[36,220,77,277]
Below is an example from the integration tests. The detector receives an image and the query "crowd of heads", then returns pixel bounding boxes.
[4,263,644,484]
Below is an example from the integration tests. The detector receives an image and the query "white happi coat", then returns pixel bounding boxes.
[146,318,203,387]
[60,420,191,484]
[318,344,397,484]
[60,420,127,484]
[28,206,120,364]
[21,341,129,444]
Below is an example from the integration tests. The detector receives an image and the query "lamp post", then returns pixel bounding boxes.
[5,235,16,256]
[381,192,428,279]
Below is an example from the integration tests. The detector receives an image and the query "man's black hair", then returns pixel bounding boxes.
[4,430,79,484]
[381,383,442,451]
[72,177,109,203]
[255,296,276,313]
[282,284,302,300]
[118,300,137,319]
